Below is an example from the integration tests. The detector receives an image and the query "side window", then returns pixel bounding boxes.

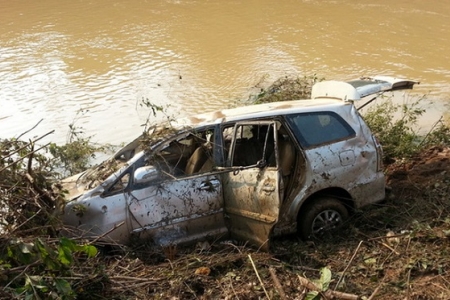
[147,128,215,177]
[108,173,130,194]
[223,123,276,168]
[286,112,355,148]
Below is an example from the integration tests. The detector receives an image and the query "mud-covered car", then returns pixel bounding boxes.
[62,76,417,250]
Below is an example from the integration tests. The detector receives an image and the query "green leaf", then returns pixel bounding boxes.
[84,245,98,258]
[364,257,377,265]
[7,246,13,258]
[54,278,74,296]
[58,244,73,266]
[35,239,59,270]
[305,291,320,300]
[35,239,49,259]
[58,238,78,265]
[14,285,27,295]
[25,293,36,300]
[319,267,332,291]
[60,237,77,251]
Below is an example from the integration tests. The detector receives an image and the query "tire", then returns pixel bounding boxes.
[298,197,349,240]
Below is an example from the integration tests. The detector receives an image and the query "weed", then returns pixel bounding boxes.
[250,74,323,104]
[3,237,98,299]
[362,94,450,162]
[49,110,101,177]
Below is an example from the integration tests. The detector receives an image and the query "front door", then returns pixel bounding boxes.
[127,127,227,246]
[222,121,281,251]
[128,174,225,246]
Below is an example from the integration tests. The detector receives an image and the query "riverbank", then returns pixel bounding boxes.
[1,144,449,299]
[87,146,450,299]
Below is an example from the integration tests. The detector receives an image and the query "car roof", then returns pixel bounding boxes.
[175,98,350,128]
[173,76,418,128]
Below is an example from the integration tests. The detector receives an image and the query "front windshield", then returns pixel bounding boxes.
[76,124,183,189]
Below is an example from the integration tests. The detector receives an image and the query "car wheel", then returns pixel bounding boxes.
[298,197,349,239]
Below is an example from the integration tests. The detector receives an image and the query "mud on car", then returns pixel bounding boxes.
[61,76,417,250]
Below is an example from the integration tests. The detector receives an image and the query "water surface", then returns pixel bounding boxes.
[1,0,449,145]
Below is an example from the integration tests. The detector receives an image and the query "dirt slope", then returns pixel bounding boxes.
[83,146,450,299]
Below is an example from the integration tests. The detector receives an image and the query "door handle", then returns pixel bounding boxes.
[200,183,212,190]
[199,180,219,191]
[262,185,275,193]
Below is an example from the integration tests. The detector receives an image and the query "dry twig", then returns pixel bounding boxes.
[367,283,383,300]
[335,240,363,291]
[248,254,270,299]
[89,221,125,244]
[15,119,45,140]
[269,267,286,300]
[0,142,51,173]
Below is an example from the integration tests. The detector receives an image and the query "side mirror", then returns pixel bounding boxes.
[134,166,159,184]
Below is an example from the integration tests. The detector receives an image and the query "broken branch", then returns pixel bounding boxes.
[16,118,44,140]
[2,130,54,160]
[0,142,51,173]
[89,221,125,245]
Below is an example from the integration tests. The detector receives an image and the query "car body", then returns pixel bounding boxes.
[61,76,417,250]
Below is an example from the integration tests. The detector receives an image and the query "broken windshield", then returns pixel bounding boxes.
[76,124,182,189]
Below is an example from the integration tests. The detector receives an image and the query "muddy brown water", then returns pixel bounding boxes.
[1,0,449,146]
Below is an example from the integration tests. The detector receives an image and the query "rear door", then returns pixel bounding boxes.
[222,121,281,250]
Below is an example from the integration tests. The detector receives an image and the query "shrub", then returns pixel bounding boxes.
[249,75,450,162]
[49,111,102,178]
[250,74,322,104]
[361,95,450,162]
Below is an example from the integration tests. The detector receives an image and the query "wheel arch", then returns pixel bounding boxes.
[295,187,354,239]
[297,187,355,218]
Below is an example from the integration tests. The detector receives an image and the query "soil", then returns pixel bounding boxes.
[3,146,450,299]
[90,146,450,299]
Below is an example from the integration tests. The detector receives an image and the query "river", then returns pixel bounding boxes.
[1,0,449,146]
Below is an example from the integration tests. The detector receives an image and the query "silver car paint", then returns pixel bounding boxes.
[61,76,417,248]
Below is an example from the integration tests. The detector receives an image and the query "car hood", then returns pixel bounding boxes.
[60,172,88,201]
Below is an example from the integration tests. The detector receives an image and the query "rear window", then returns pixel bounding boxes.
[286,112,355,148]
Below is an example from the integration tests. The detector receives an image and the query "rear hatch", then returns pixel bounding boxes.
[311,76,419,102]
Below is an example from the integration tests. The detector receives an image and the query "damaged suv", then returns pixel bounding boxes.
[62,76,417,250]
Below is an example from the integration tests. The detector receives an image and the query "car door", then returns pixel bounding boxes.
[222,121,281,251]
[127,128,227,246]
